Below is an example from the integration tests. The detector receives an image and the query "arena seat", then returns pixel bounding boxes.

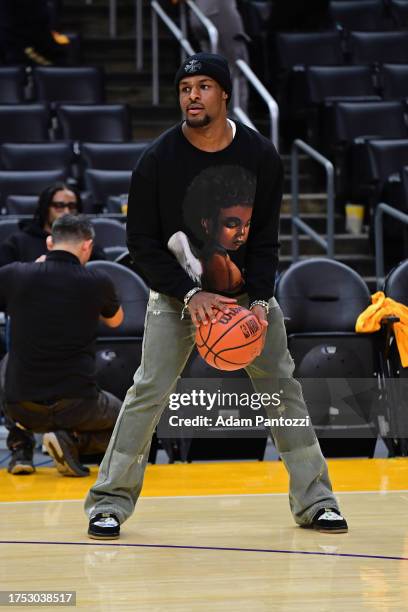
[367,139,408,194]
[86,260,148,399]
[382,259,408,456]
[335,100,407,144]
[56,104,131,142]
[307,65,378,105]
[0,142,74,172]
[349,31,408,65]
[333,100,408,200]
[0,218,19,245]
[104,246,128,261]
[5,195,38,216]
[0,67,25,104]
[0,105,50,143]
[381,63,408,100]
[105,195,125,213]
[306,65,381,148]
[367,138,408,235]
[276,31,343,70]
[80,142,148,170]
[384,258,408,305]
[33,66,105,106]
[85,169,132,208]
[0,169,66,206]
[276,258,380,457]
[329,0,392,32]
[390,0,408,28]
[90,218,127,248]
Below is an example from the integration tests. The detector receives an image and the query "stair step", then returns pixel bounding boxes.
[279,212,345,234]
[282,193,328,214]
[62,2,181,38]
[279,233,369,256]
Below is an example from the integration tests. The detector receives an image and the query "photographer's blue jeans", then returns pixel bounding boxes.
[84,292,340,526]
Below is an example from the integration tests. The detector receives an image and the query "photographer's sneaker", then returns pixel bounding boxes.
[309,508,348,533]
[43,431,90,477]
[8,447,35,475]
[88,513,120,540]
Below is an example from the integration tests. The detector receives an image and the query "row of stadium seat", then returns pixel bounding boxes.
[306,63,408,105]
[0,142,149,212]
[1,125,407,215]
[0,142,148,172]
[87,256,408,457]
[318,100,408,208]
[291,64,408,151]
[0,66,105,105]
[275,30,408,69]
[0,169,132,211]
[328,0,408,32]
[0,104,132,143]
[0,217,127,251]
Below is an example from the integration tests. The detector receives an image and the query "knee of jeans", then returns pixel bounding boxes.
[123,383,172,414]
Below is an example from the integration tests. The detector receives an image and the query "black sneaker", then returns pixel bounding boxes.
[308,507,348,533]
[43,431,90,477]
[8,447,35,475]
[88,513,120,540]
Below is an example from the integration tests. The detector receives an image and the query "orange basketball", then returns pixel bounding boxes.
[195,306,264,371]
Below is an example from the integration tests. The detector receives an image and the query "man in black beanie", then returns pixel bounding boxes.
[85,52,348,539]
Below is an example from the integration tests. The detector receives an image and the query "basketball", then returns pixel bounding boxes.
[195,305,264,371]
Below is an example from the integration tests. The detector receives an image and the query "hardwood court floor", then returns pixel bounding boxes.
[1,459,408,611]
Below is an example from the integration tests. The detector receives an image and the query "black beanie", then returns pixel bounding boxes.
[174,52,232,100]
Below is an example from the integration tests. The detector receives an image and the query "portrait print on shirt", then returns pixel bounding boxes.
[167,165,257,294]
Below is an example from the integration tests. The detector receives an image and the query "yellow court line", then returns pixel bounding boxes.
[1,458,408,503]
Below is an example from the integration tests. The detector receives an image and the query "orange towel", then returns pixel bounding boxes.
[356,291,408,367]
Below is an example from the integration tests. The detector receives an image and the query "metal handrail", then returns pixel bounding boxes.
[233,59,279,149]
[184,0,218,54]
[109,0,117,38]
[375,203,408,288]
[233,105,257,132]
[291,139,335,260]
[135,0,143,70]
[149,0,279,148]
[178,6,277,146]
[151,1,195,106]
[179,2,189,64]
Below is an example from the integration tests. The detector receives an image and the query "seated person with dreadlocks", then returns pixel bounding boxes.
[0,215,123,476]
[0,183,105,267]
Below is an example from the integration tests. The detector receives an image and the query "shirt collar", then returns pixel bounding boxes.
[45,250,81,265]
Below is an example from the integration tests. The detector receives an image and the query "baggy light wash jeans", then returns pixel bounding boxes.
[84,291,340,526]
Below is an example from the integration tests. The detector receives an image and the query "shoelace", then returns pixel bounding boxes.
[93,517,119,528]
[318,510,343,521]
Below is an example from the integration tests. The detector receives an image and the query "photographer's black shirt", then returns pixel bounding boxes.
[0,250,120,402]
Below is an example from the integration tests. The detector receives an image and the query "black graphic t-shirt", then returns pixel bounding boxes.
[126,121,283,304]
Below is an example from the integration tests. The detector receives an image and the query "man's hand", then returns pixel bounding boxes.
[35,254,46,263]
[250,305,268,356]
[188,291,237,328]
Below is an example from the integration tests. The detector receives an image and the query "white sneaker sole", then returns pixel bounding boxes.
[9,463,35,475]
[43,433,88,477]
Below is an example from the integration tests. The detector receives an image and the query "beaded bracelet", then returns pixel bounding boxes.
[249,300,270,315]
[181,287,202,320]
